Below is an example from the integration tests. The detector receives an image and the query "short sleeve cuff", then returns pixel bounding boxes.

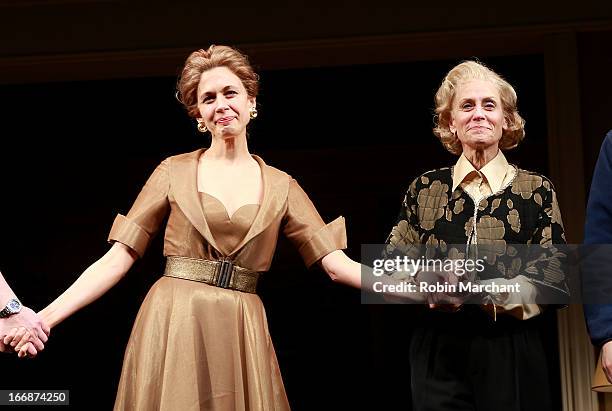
[107,214,150,258]
[299,216,347,268]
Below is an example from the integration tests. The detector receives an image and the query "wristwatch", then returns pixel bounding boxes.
[0,298,22,318]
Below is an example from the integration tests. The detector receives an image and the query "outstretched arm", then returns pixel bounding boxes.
[12,158,170,357]
[320,250,428,302]
[40,242,137,328]
[320,250,361,288]
[0,272,50,356]
[10,242,137,357]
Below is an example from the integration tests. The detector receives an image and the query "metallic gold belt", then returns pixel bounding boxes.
[163,256,260,294]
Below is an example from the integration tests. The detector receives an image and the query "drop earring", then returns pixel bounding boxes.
[197,120,208,133]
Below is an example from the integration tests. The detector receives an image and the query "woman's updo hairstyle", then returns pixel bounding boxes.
[177,45,259,118]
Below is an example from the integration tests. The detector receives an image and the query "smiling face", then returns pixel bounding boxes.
[197,66,256,139]
[450,79,507,153]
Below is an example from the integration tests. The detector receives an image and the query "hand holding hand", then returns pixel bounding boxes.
[2,327,39,358]
[0,307,50,358]
[423,266,473,310]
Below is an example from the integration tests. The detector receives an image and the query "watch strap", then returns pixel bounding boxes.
[0,306,10,318]
[0,298,21,318]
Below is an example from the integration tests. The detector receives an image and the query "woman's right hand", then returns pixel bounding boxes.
[0,306,50,358]
[8,243,137,359]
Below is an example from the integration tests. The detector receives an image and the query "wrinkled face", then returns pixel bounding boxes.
[449,79,507,152]
[197,66,255,139]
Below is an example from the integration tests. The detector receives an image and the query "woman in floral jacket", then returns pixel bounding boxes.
[384,61,568,411]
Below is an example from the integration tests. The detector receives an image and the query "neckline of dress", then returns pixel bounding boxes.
[196,148,264,223]
[200,191,260,221]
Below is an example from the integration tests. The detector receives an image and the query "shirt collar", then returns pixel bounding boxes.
[452,150,510,193]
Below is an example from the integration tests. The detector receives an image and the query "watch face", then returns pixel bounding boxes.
[8,299,21,313]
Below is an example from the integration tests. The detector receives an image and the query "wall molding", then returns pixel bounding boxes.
[1,20,611,84]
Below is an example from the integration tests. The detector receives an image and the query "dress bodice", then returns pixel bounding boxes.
[200,192,260,256]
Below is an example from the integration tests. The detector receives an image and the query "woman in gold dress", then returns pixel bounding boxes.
[11,45,366,410]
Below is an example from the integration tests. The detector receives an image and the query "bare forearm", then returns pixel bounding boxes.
[321,251,427,301]
[40,244,135,328]
[0,272,17,306]
[321,250,362,288]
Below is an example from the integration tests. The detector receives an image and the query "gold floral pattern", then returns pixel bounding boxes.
[542,250,565,284]
[534,193,542,206]
[416,180,449,230]
[507,209,521,233]
[477,215,506,238]
[550,190,564,226]
[448,247,465,260]
[425,234,439,259]
[510,257,522,278]
[540,226,552,245]
[453,198,465,214]
[511,173,543,200]
[544,266,565,284]
[491,198,502,213]
[384,167,567,295]
[386,219,421,255]
[440,238,447,253]
[476,215,506,263]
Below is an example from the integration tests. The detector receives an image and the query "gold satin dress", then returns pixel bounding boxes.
[108,149,346,411]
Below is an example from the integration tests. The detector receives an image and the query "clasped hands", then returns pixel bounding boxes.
[0,307,50,358]
[416,267,477,311]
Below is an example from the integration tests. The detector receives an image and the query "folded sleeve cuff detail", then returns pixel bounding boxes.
[299,216,347,268]
[107,214,151,258]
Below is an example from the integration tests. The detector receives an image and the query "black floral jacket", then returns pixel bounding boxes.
[384,166,569,300]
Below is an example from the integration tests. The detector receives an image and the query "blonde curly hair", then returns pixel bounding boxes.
[433,60,525,155]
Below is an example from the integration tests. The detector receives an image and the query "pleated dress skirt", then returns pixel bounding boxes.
[113,276,290,411]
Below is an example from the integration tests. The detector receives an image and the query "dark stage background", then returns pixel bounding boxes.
[0,55,561,410]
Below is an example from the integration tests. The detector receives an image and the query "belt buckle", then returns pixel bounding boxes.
[215,259,234,288]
